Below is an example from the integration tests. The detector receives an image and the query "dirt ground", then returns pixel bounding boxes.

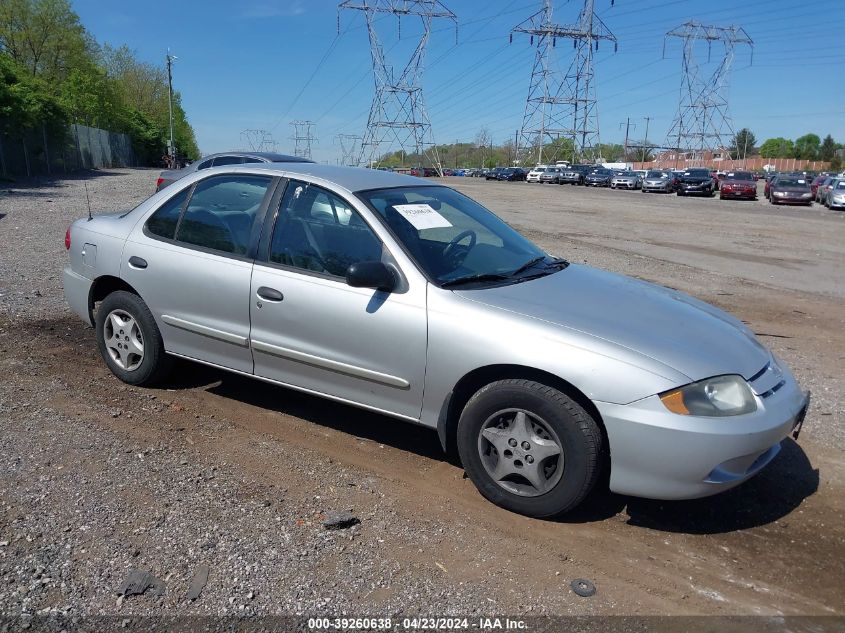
[0,170,843,619]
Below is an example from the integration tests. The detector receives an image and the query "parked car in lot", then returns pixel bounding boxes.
[559,166,587,185]
[810,175,828,199]
[63,163,809,518]
[719,171,757,200]
[769,175,813,205]
[610,171,642,190]
[764,173,779,199]
[496,167,528,182]
[486,168,505,181]
[584,168,613,187]
[641,170,675,193]
[539,167,562,184]
[816,176,835,203]
[822,179,845,209]
[676,168,716,196]
[526,165,547,183]
[156,152,314,192]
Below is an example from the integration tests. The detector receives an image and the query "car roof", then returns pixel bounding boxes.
[220,162,428,192]
[198,151,314,163]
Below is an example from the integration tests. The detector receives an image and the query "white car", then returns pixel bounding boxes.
[526,165,547,183]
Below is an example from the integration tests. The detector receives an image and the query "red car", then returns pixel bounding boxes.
[810,175,828,198]
[719,171,757,200]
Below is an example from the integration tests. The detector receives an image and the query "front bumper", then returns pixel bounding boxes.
[721,188,756,199]
[772,195,812,204]
[595,367,808,500]
[612,181,638,189]
[527,174,542,182]
[585,179,609,187]
[679,183,711,194]
[63,266,94,326]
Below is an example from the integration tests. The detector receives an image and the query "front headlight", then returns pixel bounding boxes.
[801,193,812,198]
[773,191,786,197]
[659,375,757,417]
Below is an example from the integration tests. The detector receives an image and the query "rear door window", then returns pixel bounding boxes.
[145,188,189,239]
[173,175,273,255]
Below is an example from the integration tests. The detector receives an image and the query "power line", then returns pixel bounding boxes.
[290,120,317,160]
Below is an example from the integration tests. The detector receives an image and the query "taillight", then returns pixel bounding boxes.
[65,227,71,250]
[156,177,164,189]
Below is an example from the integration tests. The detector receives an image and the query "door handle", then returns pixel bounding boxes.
[128,256,147,269]
[256,286,284,302]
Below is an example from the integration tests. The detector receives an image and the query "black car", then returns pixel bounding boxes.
[496,167,527,182]
[486,167,506,181]
[676,168,716,196]
[584,168,613,187]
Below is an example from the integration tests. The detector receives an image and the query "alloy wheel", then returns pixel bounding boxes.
[103,309,144,371]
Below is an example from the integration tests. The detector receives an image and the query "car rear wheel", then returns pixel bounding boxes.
[457,379,603,518]
[95,291,172,386]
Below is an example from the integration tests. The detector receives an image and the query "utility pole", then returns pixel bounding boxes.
[290,121,317,160]
[166,51,177,164]
[511,0,617,166]
[641,116,652,163]
[619,118,635,165]
[338,1,456,174]
[664,21,753,168]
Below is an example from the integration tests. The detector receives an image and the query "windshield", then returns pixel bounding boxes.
[835,181,845,190]
[725,172,753,180]
[646,171,668,178]
[357,186,559,286]
[776,178,807,187]
[684,169,710,177]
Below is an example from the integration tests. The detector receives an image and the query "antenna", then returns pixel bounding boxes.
[84,182,92,221]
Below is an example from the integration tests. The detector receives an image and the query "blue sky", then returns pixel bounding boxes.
[73,0,845,163]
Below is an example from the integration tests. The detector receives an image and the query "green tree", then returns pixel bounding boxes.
[731,128,756,159]
[793,133,820,160]
[0,52,65,136]
[759,137,794,158]
[820,134,836,162]
[0,0,93,83]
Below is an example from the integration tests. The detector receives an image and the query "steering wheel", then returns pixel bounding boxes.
[442,229,477,268]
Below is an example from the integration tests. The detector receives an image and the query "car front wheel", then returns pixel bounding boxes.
[95,290,172,386]
[457,379,603,518]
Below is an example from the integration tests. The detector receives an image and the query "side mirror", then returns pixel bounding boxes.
[346,261,396,292]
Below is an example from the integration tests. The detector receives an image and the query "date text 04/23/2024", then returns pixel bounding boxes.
[307,617,527,630]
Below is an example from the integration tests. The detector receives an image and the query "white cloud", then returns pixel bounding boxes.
[240,1,307,19]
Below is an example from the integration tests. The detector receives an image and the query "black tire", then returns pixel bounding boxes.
[456,379,603,518]
[95,290,172,386]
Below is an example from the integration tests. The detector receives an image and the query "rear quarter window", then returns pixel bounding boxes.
[145,188,189,239]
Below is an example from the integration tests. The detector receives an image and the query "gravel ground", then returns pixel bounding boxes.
[0,169,843,622]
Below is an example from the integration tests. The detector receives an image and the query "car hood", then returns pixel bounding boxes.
[680,176,710,183]
[455,264,770,382]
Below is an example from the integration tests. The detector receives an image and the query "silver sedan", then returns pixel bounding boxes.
[611,171,642,189]
[63,164,809,518]
[642,170,676,193]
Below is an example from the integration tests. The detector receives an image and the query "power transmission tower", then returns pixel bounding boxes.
[290,120,317,160]
[338,1,456,175]
[511,0,617,166]
[335,134,362,166]
[663,21,753,167]
[240,129,278,153]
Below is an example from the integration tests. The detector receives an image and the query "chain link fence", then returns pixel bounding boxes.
[0,122,137,178]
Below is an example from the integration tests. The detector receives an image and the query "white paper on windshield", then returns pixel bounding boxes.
[393,203,453,230]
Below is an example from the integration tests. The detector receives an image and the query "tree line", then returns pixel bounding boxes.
[733,129,842,169]
[0,0,199,166]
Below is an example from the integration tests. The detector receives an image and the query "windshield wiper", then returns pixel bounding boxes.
[508,256,547,277]
[440,273,512,288]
